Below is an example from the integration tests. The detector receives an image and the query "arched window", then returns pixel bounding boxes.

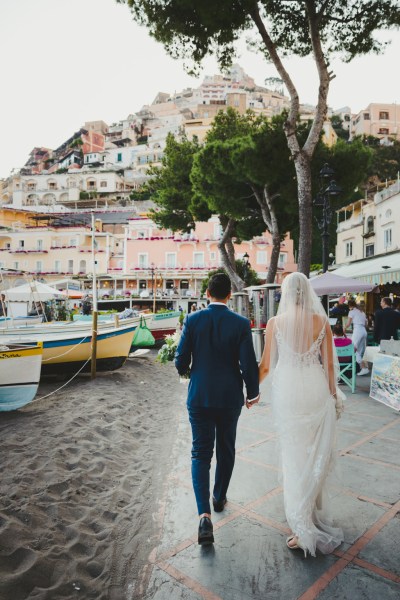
[79,260,86,274]
[366,216,374,234]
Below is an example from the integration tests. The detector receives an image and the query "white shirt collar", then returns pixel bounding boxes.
[209,301,228,306]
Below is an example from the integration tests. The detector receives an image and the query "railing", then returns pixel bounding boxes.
[9,248,49,254]
[337,216,363,232]
[375,180,400,204]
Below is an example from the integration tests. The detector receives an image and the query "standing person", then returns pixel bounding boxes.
[259,272,344,557]
[345,300,369,375]
[0,293,7,317]
[374,297,400,343]
[190,303,197,313]
[175,273,259,545]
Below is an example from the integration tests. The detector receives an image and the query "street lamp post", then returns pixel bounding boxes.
[242,252,250,283]
[314,164,341,312]
[149,262,156,313]
[314,164,342,273]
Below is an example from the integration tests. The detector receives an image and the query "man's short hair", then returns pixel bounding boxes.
[382,296,392,307]
[207,273,231,300]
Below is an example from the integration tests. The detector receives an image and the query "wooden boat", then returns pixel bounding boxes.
[0,343,43,411]
[0,322,136,376]
[146,311,181,341]
[0,315,43,327]
[0,313,151,338]
[72,311,180,341]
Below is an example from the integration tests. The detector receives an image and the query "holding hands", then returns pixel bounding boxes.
[246,394,260,409]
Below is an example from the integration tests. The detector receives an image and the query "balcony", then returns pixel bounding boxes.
[9,248,48,254]
[336,216,363,233]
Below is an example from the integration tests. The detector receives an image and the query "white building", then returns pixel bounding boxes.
[334,180,400,284]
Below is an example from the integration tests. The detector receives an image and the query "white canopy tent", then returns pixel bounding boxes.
[4,282,66,302]
[333,252,400,285]
[309,272,378,295]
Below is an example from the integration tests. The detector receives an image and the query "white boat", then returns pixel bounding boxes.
[72,310,180,342]
[0,315,43,327]
[0,343,43,411]
[0,322,137,376]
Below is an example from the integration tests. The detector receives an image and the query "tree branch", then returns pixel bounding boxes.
[248,1,301,159]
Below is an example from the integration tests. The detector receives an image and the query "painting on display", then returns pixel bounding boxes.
[370,353,400,411]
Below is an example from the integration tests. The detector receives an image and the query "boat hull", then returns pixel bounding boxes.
[0,344,43,411]
[0,325,136,376]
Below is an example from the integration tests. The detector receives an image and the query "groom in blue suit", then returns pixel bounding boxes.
[175,273,260,544]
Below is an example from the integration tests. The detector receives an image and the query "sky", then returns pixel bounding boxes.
[1,0,399,178]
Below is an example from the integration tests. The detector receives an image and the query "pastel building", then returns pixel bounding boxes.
[350,103,400,141]
[119,216,297,297]
[334,180,400,286]
[0,208,118,280]
[1,169,132,209]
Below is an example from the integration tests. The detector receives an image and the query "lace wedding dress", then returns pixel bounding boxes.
[260,273,344,557]
[273,323,344,556]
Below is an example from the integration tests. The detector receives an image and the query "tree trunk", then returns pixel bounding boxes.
[249,2,332,277]
[267,231,281,284]
[218,217,243,292]
[251,184,281,283]
[294,153,313,275]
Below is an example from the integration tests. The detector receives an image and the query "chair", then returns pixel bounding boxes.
[335,344,356,393]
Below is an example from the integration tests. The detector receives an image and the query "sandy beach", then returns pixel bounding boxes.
[0,350,183,600]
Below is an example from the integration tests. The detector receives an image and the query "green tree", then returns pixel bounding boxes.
[367,138,400,183]
[147,133,211,232]
[118,0,399,275]
[330,115,349,141]
[201,261,261,295]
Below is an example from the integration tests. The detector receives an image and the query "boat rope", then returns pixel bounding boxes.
[34,357,92,402]
[41,332,96,362]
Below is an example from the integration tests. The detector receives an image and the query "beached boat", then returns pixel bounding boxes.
[146,311,181,341]
[0,315,43,327]
[72,311,180,341]
[0,312,150,337]
[0,343,43,411]
[0,322,136,376]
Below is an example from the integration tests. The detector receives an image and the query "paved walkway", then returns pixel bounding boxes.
[142,375,400,599]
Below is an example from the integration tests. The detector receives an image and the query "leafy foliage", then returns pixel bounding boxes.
[147,133,211,232]
[119,1,400,67]
[200,261,261,295]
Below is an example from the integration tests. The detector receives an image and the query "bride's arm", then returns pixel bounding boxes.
[259,318,275,382]
[321,322,336,396]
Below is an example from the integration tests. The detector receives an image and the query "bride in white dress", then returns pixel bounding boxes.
[258,272,344,556]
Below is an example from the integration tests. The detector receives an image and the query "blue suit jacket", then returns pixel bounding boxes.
[175,304,259,409]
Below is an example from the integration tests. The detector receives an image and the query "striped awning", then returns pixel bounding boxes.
[333,252,400,285]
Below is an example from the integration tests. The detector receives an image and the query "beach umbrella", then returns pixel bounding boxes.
[4,282,66,301]
[309,272,378,295]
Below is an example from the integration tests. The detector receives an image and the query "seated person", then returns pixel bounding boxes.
[332,323,360,374]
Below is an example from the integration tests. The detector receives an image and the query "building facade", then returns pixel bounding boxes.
[350,103,400,141]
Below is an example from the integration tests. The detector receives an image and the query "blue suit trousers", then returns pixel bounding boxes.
[188,406,242,515]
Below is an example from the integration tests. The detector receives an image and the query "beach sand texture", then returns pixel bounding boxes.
[0,352,183,600]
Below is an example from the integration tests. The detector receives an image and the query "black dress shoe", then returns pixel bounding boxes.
[212,497,227,512]
[198,517,214,545]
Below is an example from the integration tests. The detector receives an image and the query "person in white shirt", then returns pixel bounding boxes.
[345,299,369,375]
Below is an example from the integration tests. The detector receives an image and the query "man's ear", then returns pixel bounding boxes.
[206,289,211,298]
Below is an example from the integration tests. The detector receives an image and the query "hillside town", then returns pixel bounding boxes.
[1,1,400,598]
[1,64,399,304]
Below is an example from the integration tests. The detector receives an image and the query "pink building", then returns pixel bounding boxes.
[115,216,297,298]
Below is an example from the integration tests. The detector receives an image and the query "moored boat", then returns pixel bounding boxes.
[0,322,136,376]
[0,343,43,411]
[147,311,181,341]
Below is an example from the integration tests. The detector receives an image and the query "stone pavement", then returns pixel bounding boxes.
[141,375,400,600]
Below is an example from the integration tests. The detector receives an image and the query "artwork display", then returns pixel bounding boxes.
[370,353,400,412]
